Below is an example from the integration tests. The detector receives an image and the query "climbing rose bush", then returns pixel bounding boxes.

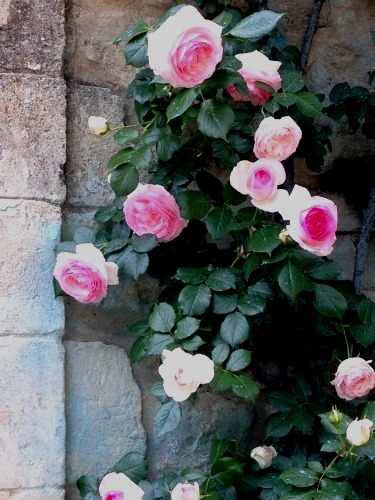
[61,1,375,498]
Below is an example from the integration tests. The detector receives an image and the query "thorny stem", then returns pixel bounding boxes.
[317,445,354,490]
[353,185,375,294]
[337,324,351,359]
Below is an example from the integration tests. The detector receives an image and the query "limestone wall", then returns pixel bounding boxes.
[1,0,375,498]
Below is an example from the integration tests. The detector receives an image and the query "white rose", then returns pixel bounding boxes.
[99,472,144,499]
[250,445,277,469]
[158,348,214,402]
[171,481,200,500]
[346,418,373,446]
[88,116,109,135]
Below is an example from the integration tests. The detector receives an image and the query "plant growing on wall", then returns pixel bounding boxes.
[55,0,375,498]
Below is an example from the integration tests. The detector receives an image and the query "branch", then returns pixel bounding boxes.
[299,0,325,71]
[353,185,375,294]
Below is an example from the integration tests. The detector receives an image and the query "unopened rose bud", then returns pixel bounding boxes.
[279,229,292,244]
[171,481,200,500]
[329,407,343,426]
[250,445,277,469]
[346,418,373,446]
[88,116,109,135]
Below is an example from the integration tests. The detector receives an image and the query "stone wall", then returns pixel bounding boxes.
[1,0,375,498]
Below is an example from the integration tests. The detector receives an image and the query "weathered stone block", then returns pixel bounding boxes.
[0,337,65,488]
[65,341,146,490]
[3,489,64,500]
[65,0,174,91]
[65,84,124,208]
[0,199,64,336]
[0,74,66,203]
[0,0,64,75]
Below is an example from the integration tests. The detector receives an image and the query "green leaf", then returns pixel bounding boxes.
[329,82,351,104]
[166,87,199,122]
[243,253,261,279]
[175,317,201,339]
[250,225,282,254]
[124,34,148,67]
[113,20,149,46]
[197,99,235,140]
[212,293,238,314]
[178,284,212,316]
[290,406,314,433]
[110,164,139,196]
[266,412,294,438]
[210,439,232,465]
[349,324,375,347]
[72,227,96,245]
[226,349,251,372]
[129,336,148,363]
[212,343,230,364]
[129,144,153,168]
[206,269,237,291]
[111,451,148,482]
[210,368,234,391]
[149,303,176,333]
[268,390,297,411]
[280,490,315,499]
[227,11,285,41]
[181,335,205,351]
[101,238,129,256]
[278,259,305,300]
[206,205,235,239]
[113,126,139,146]
[94,205,122,223]
[146,334,174,355]
[157,128,184,161]
[306,260,342,281]
[232,374,259,399]
[313,284,347,319]
[131,234,159,253]
[213,10,233,29]
[274,92,298,107]
[154,401,181,435]
[358,297,375,324]
[295,92,323,117]
[175,191,211,220]
[53,278,67,298]
[280,71,305,93]
[280,468,318,488]
[237,291,266,316]
[319,411,351,435]
[76,476,99,496]
[220,312,250,347]
[174,267,209,285]
[108,148,133,171]
[112,246,148,279]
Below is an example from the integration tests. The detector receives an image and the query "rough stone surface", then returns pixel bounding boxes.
[0,199,64,336]
[65,0,174,92]
[65,84,125,208]
[65,341,147,491]
[130,357,256,481]
[0,0,65,75]
[0,337,65,488]
[0,74,66,203]
[0,489,64,500]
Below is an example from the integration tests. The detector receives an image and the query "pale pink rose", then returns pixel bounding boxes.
[281,185,338,256]
[346,418,373,446]
[88,116,109,135]
[99,472,144,500]
[250,445,277,469]
[171,482,200,500]
[253,116,302,161]
[123,184,188,243]
[230,158,288,213]
[147,5,223,88]
[331,357,375,401]
[158,348,215,402]
[54,243,119,304]
[226,50,281,106]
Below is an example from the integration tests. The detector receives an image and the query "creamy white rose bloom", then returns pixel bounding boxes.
[346,418,373,446]
[88,116,109,135]
[250,445,277,469]
[99,472,144,499]
[171,481,200,500]
[159,348,215,402]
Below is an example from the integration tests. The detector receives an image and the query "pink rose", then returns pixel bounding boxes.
[99,472,144,500]
[171,482,200,500]
[331,357,375,401]
[53,243,119,304]
[253,116,302,161]
[226,50,282,106]
[281,185,338,256]
[123,184,188,243]
[158,348,215,402]
[230,158,288,213]
[147,5,223,88]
